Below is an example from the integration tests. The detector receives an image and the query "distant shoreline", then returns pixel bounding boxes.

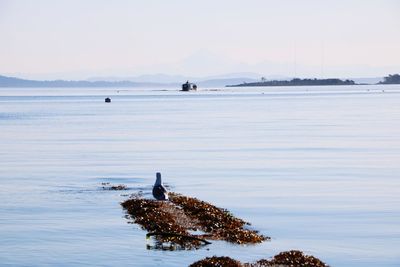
[0,74,399,88]
[227,74,400,87]
[227,78,356,87]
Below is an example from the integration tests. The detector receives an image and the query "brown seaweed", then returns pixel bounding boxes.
[189,256,242,267]
[249,250,329,267]
[121,192,269,249]
[190,250,329,267]
[169,192,268,244]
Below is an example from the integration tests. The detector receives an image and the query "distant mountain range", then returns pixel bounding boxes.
[0,75,174,88]
[87,72,279,83]
[0,73,259,88]
[0,73,385,88]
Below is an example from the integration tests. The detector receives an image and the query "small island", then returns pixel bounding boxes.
[227,78,356,87]
[379,74,400,84]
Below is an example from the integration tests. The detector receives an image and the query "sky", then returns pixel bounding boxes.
[0,0,399,79]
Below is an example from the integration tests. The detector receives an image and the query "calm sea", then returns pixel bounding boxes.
[0,85,399,266]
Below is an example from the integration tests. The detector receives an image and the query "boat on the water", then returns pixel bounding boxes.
[181,81,197,91]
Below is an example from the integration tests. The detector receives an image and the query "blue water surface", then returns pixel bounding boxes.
[0,85,399,266]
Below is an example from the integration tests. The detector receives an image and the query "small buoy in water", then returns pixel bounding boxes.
[105,97,111,103]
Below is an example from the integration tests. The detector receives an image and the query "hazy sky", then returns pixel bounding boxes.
[1,0,399,79]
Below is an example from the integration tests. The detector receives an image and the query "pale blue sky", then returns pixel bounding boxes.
[1,0,399,79]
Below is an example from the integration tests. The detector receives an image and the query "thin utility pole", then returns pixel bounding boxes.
[321,41,325,79]
[293,41,297,78]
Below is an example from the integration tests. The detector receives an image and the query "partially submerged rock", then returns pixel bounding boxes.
[249,250,329,267]
[121,192,269,249]
[122,197,202,249]
[190,250,329,267]
[120,190,329,265]
[169,193,267,244]
[189,256,242,267]
[101,183,128,190]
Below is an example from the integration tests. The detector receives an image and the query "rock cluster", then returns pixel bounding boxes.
[190,250,329,267]
[121,192,268,249]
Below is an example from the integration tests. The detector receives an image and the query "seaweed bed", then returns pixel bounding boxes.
[190,250,329,266]
[121,192,269,249]
[120,190,328,266]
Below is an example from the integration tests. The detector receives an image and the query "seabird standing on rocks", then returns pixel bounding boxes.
[152,172,168,200]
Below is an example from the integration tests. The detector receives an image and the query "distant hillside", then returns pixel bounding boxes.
[1,73,393,88]
[0,74,256,88]
[227,78,356,87]
[87,72,261,87]
[0,75,41,87]
[0,75,170,88]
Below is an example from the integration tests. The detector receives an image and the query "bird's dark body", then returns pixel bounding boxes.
[152,172,168,200]
[152,184,168,200]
